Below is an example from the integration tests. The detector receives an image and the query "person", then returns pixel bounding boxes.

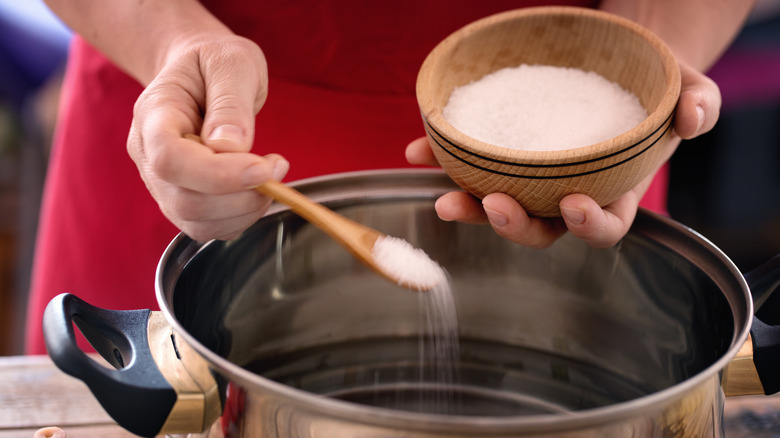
[25,0,754,354]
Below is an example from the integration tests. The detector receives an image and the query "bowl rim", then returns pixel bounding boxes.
[416,5,682,166]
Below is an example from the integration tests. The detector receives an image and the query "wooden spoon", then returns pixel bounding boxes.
[183,134,438,291]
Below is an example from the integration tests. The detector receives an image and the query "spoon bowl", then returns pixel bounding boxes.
[256,181,440,291]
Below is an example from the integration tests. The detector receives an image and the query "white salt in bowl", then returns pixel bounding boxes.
[416,6,681,217]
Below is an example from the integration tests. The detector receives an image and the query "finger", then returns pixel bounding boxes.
[199,38,269,152]
[157,185,272,224]
[559,193,638,249]
[434,191,487,223]
[180,209,269,242]
[128,78,205,169]
[148,151,287,242]
[673,62,721,140]
[147,133,289,194]
[481,193,567,249]
[405,136,440,167]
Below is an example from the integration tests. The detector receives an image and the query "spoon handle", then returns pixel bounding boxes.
[182,134,387,283]
[255,180,382,266]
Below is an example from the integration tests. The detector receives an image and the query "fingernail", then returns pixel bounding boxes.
[561,206,585,225]
[242,163,267,188]
[484,207,508,228]
[209,124,245,144]
[695,105,705,133]
[271,158,290,181]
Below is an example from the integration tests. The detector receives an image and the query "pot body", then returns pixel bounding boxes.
[156,170,750,437]
[220,375,722,437]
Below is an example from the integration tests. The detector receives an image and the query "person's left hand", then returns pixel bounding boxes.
[405,61,720,249]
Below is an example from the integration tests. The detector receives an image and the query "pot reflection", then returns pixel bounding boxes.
[176,375,724,437]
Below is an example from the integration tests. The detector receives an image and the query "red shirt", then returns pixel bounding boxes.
[26,1,671,354]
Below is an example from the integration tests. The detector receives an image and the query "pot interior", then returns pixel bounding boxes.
[164,171,741,418]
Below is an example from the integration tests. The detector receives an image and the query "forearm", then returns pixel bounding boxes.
[44,0,234,85]
[600,0,755,71]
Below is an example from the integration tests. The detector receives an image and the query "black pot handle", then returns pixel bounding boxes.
[750,255,780,325]
[747,255,780,395]
[43,293,176,438]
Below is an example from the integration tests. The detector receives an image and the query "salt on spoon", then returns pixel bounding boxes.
[184,134,444,291]
[255,180,445,291]
[371,235,448,291]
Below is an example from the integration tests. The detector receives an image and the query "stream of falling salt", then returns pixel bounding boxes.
[417,271,461,414]
[372,236,461,414]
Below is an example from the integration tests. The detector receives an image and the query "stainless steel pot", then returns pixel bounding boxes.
[43,170,780,437]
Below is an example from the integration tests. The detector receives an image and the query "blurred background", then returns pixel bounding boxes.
[0,0,70,356]
[0,1,778,356]
[667,1,780,273]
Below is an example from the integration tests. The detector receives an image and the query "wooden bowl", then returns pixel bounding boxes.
[416,6,681,217]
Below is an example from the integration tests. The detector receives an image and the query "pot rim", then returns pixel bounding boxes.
[155,169,752,433]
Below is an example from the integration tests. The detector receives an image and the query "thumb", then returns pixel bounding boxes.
[674,62,721,140]
[199,39,269,152]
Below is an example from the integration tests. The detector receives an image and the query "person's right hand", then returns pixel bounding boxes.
[127,34,289,242]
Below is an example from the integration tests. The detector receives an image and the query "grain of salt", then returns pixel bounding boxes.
[372,235,447,289]
[443,64,648,151]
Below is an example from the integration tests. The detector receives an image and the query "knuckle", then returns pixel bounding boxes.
[126,131,143,163]
[208,93,247,115]
[180,222,217,243]
[201,165,240,194]
[200,39,268,109]
[147,143,179,182]
[133,83,177,117]
[159,188,207,224]
[173,199,208,223]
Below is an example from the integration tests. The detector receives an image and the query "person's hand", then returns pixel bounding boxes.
[406,61,721,248]
[127,34,289,242]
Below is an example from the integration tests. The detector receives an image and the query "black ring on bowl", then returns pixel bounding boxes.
[425,115,672,180]
[424,110,673,173]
